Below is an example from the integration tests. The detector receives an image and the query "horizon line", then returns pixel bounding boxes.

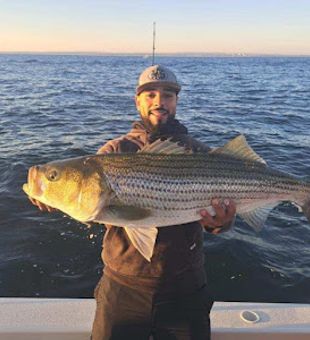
[0,51,310,57]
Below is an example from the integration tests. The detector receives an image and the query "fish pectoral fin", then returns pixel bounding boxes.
[124,226,158,262]
[239,202,279,232]
[108,205,152,220]
[210,135,267,165]
[95,205,152,225]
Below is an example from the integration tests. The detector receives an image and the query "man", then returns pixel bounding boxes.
[92,65,236,340]
[30,65,236,340]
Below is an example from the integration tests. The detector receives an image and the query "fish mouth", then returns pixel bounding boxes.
[23,166,44,198]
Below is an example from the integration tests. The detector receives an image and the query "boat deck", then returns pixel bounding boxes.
[0,298,309,339]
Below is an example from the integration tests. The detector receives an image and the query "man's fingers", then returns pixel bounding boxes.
[199,209,223,228]
[225,199,236,220]
[199,210,216,226]
[211,198,226,221]
[211,198,236,225]
[200,198,237,231]
[28,196,56,212]
[211,227,222,235]
[36,200,47,211]
[29,197,42,209]
[29,197,38,206]
[46,205,57,212]
[200,198,227,227]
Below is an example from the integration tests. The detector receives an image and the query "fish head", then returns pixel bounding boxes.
[23,156,111,222]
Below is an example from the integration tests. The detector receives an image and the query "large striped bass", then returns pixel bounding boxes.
[23,135,310,261]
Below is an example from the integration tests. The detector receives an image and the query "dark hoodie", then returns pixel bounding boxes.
[97,119,211,294]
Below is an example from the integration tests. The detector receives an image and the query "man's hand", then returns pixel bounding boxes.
[199,198,236,235]
[28,197,57,213]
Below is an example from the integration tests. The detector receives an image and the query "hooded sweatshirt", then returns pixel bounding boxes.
[97,119,211,294]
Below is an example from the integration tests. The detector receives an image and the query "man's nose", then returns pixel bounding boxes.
[153,94,164,107]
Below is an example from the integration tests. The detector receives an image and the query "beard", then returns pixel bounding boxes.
[140,114,183,143]
[141,113,176,135]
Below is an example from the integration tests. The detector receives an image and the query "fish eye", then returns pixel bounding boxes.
[46,169,60,182]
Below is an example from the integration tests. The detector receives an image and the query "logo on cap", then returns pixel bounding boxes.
[148,68,166,81]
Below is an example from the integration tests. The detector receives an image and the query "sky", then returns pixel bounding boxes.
[1,0,309,55]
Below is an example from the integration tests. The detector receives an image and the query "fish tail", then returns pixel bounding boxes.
[302,196,310,223]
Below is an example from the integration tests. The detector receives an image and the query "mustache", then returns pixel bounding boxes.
[148,107,169,115]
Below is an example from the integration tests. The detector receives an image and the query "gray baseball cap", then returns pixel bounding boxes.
[136,64,181,95]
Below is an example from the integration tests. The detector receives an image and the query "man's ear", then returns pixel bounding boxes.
[135,95,140,110]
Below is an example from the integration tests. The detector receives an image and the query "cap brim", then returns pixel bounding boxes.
[136,81,181,95]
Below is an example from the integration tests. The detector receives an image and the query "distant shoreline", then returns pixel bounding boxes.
[0,52,309,58]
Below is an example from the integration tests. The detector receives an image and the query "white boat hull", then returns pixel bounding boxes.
[0,298,309,339]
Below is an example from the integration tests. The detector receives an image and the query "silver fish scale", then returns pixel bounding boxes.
[101,153,306,211]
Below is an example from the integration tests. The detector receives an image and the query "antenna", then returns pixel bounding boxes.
[152,22,156,65]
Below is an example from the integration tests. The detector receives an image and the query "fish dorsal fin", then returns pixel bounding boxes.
[124,227,158,261]
[211,135,267,165]
[239,202,279,232]
[139,138,191,154]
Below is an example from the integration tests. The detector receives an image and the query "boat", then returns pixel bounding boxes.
[0,298,309,339]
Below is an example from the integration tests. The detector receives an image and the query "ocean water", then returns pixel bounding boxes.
[0,54,309,302]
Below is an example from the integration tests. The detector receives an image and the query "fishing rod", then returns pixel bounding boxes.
[152,22,156,65]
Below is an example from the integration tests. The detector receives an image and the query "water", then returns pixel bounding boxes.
[0,54,309,301]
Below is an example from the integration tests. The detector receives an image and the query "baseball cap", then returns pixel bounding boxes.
[136,64,181,95]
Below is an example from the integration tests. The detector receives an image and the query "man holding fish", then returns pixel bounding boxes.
[91,65,236,340]
[28,64,236,339]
